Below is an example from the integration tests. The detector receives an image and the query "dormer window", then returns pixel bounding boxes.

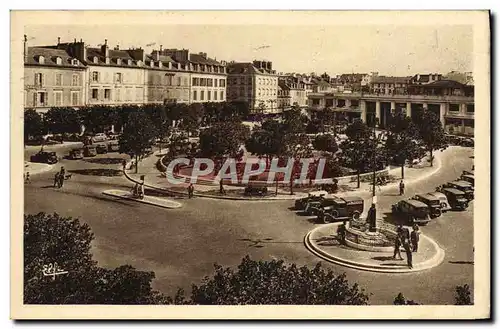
[93,56,98,64]
[136,60,142,66]
[149,61,154,68]
[71,58,78,65]
[55,57,62,65]
[105,58,110,64]
[116,58,121,65]
[127,59,132,66]
[38,55,45,64]
[158,61,163,68]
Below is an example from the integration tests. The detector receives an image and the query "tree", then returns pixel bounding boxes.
[174,256,370,305]
[143,104,171,152]
[385,112,422,179]
[339,119,382,188]
[415,110,448,167]
[455,284,473,305]
[118,110,156,173]
[44,107,81,135]
[245,119,286,166]
[393,293,421,305]
[24,109,45,141]
[24,212,165,304]
[313,134,339,154]
[180,103,204,134]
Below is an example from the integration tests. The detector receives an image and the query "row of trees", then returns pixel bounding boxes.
[24,212,472,305]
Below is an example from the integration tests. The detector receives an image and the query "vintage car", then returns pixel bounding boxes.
[108,140,120,152]
[460,174,474,185]
[317,196,364,223]
[83,145,97,157]
[427,191,452,212]
[412,193,442,218]
[294,190,328,210]
[92,133,108,143]
[391,199,432,225]
[244,185,268,197]
[439,188,469,211]
[68,148,83,160]
[443,180,474,200]
[30,151,58,164]
[460,138,474,147]
[96,144,108,154]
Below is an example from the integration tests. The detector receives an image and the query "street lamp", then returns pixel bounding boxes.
[369,112,381,233]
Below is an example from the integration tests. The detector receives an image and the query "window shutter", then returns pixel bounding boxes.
[33,93,37,107]
[41,74,45,87]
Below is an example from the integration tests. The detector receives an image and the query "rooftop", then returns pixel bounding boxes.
[25,47,86,68]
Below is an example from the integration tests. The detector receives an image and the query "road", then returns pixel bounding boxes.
[24,146,474,305]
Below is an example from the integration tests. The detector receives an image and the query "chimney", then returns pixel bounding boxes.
[160,45,163,53]
[23,34,28,63]
[57,37,61,45]
[154,50,160,61]
[114,44,119,50]
[101,39,109,58]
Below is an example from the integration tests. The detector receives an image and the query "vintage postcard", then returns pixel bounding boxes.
[11,10,490,319]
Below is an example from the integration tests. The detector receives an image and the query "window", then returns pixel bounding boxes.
[351,100,359,107]
[36,92,47,106]
[200,90,205,101]
[193,90,197,101]
[449,104,460,112]
[93,56,98,64]
[92,71,99,82]
[220,90,224,100]
[177,77,181,86]
[126,88,132,101]
[201,78,207,87]
[34,73,44,87]
[183,77,188,86]
[91,88,99,100]
[220,79,225,87]
[214,91,218,100]
[104,89,111,100]
[214,79,218,87]
[71,59,78,65]
[55,73,63,86]
[115,73,122,83]
[54,91,63,106]
[56,57,62,65]
[192,77,198,86]
[136,88,143,101]
[466,104,474,113]
[208,79,213,87]
[115,89,121,101]
[72,74,80,86]
[71,92,79,106]
[207,90,211,101]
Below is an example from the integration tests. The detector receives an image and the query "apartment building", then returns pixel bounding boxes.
[24,37,87,112]
[227,60,278,113]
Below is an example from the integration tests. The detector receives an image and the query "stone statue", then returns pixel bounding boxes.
[367,204,377,232]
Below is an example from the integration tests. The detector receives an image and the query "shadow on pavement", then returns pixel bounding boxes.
[69,169,123,176]
[94,195,137,207]
[84,157,124,165]
[449,261,474,265]
[381,211,405,226]
[372,256,396,261]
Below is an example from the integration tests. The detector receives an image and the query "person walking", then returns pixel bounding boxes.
[402,233,413,269]
[188,183,194,199]
[24,171,31,184]
[410,225,420,252]
[393,225,404,260]
[337,221,347,245]
[58,167,66,188]
[53,172,60,188]
[399,180,405,196]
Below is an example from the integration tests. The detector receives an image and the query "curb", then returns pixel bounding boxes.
[304,223,445,273]
[102,189,182,209]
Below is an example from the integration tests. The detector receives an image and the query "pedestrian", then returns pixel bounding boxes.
[410,224,420,252]
[25,171,31,184]
[399,180,405,196]
[122,159,127,171]
[188,183,194,199]
[139,182,145,199]
[337,221,347,245]
[393,227,404,260]
[402,233,413,269]
[53,172,60,188]
[58,167,66,188]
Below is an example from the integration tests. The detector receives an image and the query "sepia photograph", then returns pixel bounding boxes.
[10,10,490,319]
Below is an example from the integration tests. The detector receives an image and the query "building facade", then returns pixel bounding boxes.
[227,60,279,113]
[24,38,87,113]
[307,80,474,135]
[370,76,411,95]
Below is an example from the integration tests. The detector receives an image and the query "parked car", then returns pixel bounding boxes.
[96,144,108,154]
[30,151,58,164]
[317,196,364,223]
[294,191,328,210]
[460,138,474,147]
[391,199,431,225]
[412,193,442,218]
[83,145,97,157]
[439,188,469,211]
[92,133,108,143]
[428,191,452,212]
[68,148,83,160]
[108,140,120,152]
[443,180,474,200]
[244,185,268,197]
[460,173,474,185]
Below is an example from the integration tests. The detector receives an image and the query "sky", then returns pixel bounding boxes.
[25,24,473,77]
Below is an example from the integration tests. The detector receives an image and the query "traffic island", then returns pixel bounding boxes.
[304,222,445,273]
[102,189,183,209]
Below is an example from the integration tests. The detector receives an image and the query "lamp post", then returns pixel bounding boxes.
[369,112,380,233]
